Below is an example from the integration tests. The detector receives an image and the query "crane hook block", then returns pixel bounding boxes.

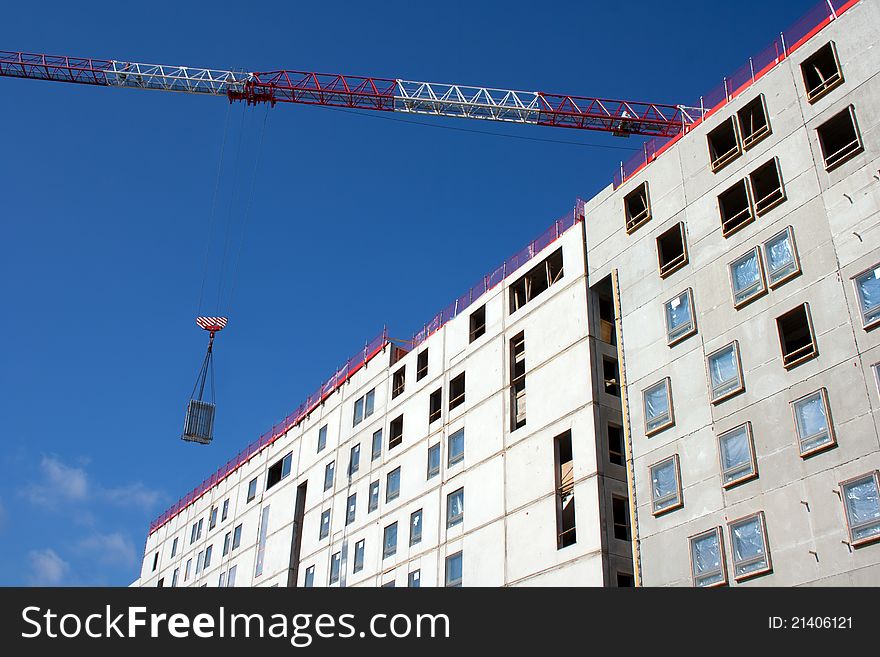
[181,316,227,445]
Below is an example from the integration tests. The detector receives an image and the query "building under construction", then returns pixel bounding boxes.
[134,0,880,587]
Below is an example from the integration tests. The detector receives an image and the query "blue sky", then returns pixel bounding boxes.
[0,0,819,585]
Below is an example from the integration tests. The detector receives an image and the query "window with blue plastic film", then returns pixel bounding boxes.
[854,266,880,329]
[665,289,695,345]
[729,247,766,307]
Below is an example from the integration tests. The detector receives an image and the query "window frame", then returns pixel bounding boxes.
[718,178,755,238]
[801,41,844,103]
[469,304,487,342]
[706,340,745,404]
[445,551,463,587]
[717,422,759,488]
[383,522,398,559]
[643,377,674,436]
[727,511,772,581]
[353,539,365,573]
[707,115,742,172]
[319,509,331,540]
[416,349,428,381]
[737,94,772,150]
[391,366,405,399]
[371,429,383,461]
[852,264,880,330]
[839,470,880,548]
[447,487,464,528]
[389,415,404,449]
[410,509,423,546]
[656,222,689,279]
[688,527,727,588]
[346,493,357,526]
[324,461,335,492]
[817,105,864,171]
[246,478,258,503]
[749,157,786,216]
[728,247,768,310]
[776,303,818,369]
[317,424,327,453]
[368,480,380,512]
[790,387,836,457]
[624,181,652,233]
[348,444,360,477]
[664,288,697,346]
[386,466,401,503]
[427,443,441,479]
[329,551,341,584]
[449,372,466,410]
[762,225,801,289]
[448,428,465,466]
[649,454,683,516]
[429,388,442,424]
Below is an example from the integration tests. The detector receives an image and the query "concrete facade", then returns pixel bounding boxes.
[137,0,880,588]
[138,225,633,588]
[584,0,880,586]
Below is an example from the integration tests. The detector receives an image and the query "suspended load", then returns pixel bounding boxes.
[182,316,227,444]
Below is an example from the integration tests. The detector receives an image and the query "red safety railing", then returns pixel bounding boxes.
[149,328,389,534]
[410,200,586,347]
[613,0,859,188]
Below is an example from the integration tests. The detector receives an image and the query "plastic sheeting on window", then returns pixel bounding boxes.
[720,427,752,476]
[645,382,669,422]
[732,517,766,569]
[448,491,464,521]
[732,251,760,293]
[766,231,794,276]
[666,291,692,331]
[709,346,738,391]
[692,533,721,575]
[845,478,880,540]
[857,269,880,318]
[651,459,678,508]
[795,394,828,441]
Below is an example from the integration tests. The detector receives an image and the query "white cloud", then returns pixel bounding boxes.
[103,482,164,511]
[27,548,70,586]
[21,454,163,511]
[21,455,89,508]
[78,532,137,566]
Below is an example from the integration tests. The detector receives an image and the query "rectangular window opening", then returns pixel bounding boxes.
[416,349,428,381]
[665,288,696,345]
[656,223,688,278]
[801,41,844,103]
[817,105,863,170]
[427,443,441,479]
[392,367,405,399]
[612,496,631,542]
[737,94,771,149]
[718,179,754,237]
[429,388,442,424]
[749,158,785,215]
[776,303,818,369]
[689,527,726,587]
[792,388,835,457]
[840,471,880,547]
[510,332,526,430]
[853,265,880,329]
[707,341,745,403]
[718,422,758,488]
[643,378,674,435]
[763,226,801,288]
[729,247,767,308]
[650,454,683,515]
[707,116,741,171]
[624,181,651,233]
[469,305,486,342]
[266,452,293,490]
[728,511,772,581]
[554,430,577,549]
[603,356,620,397]
[608,424,625,467]
[449,373,466,411]
[509,248,564,313]
[389,415,404,450]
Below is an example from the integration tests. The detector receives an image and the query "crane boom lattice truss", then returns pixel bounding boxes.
[0,51,701,138]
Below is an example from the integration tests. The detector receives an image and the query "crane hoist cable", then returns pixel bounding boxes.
[182,103,269,445]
